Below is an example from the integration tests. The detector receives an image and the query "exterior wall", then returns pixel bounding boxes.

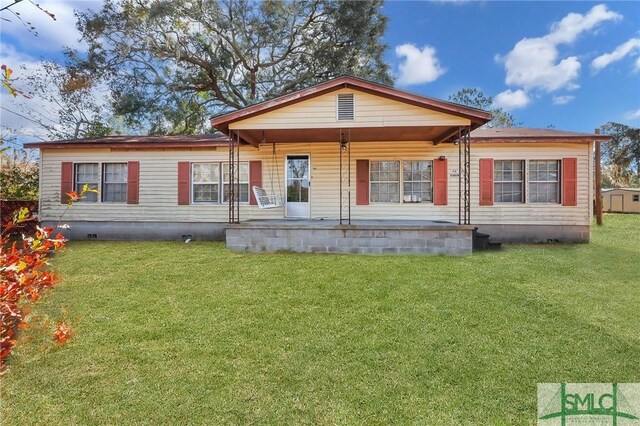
[471,143,592,226]
[602,190,640,213]
[229,88,470,130]
[39,141,593,241]
[39,147,283,224]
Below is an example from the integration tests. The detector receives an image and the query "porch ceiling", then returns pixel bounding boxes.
[234,125,463,146]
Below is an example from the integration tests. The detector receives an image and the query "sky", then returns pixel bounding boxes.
[1,0,639,143]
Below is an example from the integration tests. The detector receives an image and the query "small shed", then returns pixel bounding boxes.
[602,188,640,213]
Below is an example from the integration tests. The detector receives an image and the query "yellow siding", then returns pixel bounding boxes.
[229,88,470,130]
[470,143,592,225]
[39,142,592,226]
[39,148,282,223]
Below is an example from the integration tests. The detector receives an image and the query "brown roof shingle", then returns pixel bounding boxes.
[24,133,230,149]
[471,127,610,142]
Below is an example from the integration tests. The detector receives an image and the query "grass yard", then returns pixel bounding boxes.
[2,214,639,425]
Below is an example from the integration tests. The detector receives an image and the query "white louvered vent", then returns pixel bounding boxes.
[337,93,355,121]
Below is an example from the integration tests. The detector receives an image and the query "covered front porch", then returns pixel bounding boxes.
[211,76,493,255]
[226,219,475,255]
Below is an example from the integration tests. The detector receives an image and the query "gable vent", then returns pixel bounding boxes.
[337,93,355,121]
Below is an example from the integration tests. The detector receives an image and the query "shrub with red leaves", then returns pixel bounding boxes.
[0,186,97,371]
[0,210,65,370]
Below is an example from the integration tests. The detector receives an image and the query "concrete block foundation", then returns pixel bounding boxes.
[226,220,474,255]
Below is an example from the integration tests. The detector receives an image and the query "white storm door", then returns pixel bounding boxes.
[285,155,310,218]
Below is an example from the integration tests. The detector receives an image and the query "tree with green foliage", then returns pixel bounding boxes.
[448,88,518,128]
[14,62,113,140]
[69,0,392,132]
[598,122,640,187]
[0,148,39,200]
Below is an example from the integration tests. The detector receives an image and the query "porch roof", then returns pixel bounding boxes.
[211,76,493,146]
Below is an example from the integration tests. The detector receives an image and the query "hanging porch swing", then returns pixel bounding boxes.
[252,142,284,209]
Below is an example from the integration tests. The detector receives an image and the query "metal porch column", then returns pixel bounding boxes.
[458,126,471,225]
[339,129,351,225]
[228,131,240,224]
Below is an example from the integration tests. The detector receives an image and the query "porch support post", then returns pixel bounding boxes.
[229,130,234,224]
[457,126,471,225]
[464,126,471,225]
[236,130,240,223]
[339,130,343,225]
[348,130,351,225]
[228,130,240,224]
[458,127,462,225]
[339,130,351,225]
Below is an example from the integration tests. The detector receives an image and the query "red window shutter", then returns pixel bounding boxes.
[356,160,369,205]
[433,158,448,205]
[177,162,190,205]
[249,161,262,205]
[562,157,578,206]
[479,158,494,206]
[60,162,73,204]
[127,161,140,204]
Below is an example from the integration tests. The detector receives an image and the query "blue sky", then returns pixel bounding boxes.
[384,1,640,132]
[1,0,639,140]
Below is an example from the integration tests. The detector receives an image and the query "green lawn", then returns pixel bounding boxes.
[2,215,639,425]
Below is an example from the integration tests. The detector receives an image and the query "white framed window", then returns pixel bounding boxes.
[403,161,433,203]
[74,163,99,202]
[192,163,220,203]
[494,160,524,203]
[190,162,249,204]
[223,162,249,203]
[633,194,639,202]
[529,160,560,203]
[370,161,400,203]
[102,163,127,203]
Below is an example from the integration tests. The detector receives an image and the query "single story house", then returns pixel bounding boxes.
[25,76,609,255]
[602,188,640,213]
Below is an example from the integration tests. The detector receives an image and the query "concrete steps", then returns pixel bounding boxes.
[472,228,502,251]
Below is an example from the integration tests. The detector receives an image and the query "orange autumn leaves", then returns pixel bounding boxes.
[53,322,72,345]
[65,184,99,206]
[1,210,66,370]
[1,186,97,371]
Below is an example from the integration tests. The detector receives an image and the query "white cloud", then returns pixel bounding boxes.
[591,38,640,72]
[624,109,640,120]
[545,4,621,44]
[493,89,530,110]
[497,4,621,93]
[0,1,103,53]
[636,57,640,72]
[395,44,446,86]
[552,95,576,105]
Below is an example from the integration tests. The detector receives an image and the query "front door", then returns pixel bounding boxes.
[286,155,310,218]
